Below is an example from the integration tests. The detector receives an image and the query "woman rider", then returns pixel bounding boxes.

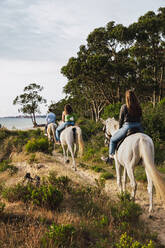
[105,89,143,163]
[55,104,75,143]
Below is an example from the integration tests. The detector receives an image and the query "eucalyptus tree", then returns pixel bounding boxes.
[13,83,47,126]
[61,24,135,121]
[128,9,165,105]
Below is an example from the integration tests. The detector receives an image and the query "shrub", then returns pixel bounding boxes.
[111,192,142,223]
[25,137,49,153]
[0,202,5,214]
[100,172,114,180]
[116,232,155,248]
[31,184,63,209]
[77,118,102,142]
[101,102,122,120]
[134,166,147,182]
[0,160,18,175]
[2,183,63,209]
[91,165,105,173]
[41,224,76,247]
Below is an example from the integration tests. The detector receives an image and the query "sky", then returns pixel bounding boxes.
[0,0,164,117]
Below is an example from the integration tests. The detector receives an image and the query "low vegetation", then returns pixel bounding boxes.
[0,173,161,247]
[0,101,165,247]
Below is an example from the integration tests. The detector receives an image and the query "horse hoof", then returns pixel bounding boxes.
[66,159,70,163]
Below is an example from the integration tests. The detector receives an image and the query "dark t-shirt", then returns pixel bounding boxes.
[119,104,142,128]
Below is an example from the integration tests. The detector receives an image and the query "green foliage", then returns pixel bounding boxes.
[25,137,49,153]
[111,193,142,223]
[78,162,89,169]
[0,202,5,214]
[91,165,105,173]
[134,166,147,182]
[2,183,63,210]
[77,118,102,142]
[116,232,155,248]
[70,186,101,217]
[47,172,71,191]
[0,160,18,175]
[2,183,33,203]
[31,184,63,209]
[0,128,11,141]
[41,223,76,247]
[100,171,114,180]
[13,83,47,126]
[142,102,165,163]
[101,102,122,120]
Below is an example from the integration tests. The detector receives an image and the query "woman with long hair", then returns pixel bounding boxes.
[108,89,143,162]
[55,104,75,143]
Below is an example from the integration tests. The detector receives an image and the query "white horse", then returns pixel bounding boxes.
[102,117,165,212]
[59,125,84,171]
[47,123,57,144]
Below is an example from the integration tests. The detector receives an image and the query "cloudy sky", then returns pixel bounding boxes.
[0,0,164,116]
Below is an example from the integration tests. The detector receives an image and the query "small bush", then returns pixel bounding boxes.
[91,165,105,173]
[0,160,18,175]
[31,184,63,209]
[101,102,122,120]
[2,183,63,209]
[2,183,33,202]
[135,166,147,182]
[79,162,89,169]
[100,172,114,180]
[0,202,5,214]
[41,223,76,247]
[116,232,155,248]
[25,137,49,153]
[111,192,142,223]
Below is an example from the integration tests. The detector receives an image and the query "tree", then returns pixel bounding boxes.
[13,83,47,126]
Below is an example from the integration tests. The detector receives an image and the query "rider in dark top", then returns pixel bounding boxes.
[102,89,143,164]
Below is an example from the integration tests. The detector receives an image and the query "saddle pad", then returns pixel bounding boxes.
[116,128,143,151]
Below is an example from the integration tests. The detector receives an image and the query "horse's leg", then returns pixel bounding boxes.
[66,147,70,163]
[73,143,77,156]
[61,143,66,164]
[125,165,137,200]
[145,168,153,213]
[67,144,76,171]
[122,167,127,192]
[115,159,122,193]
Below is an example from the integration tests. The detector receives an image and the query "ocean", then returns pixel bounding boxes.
[0,117,46,130]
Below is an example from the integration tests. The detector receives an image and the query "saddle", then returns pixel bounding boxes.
[116,127,143,151]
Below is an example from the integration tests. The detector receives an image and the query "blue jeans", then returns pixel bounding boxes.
[56,121,74,141]
[109,122,143,155]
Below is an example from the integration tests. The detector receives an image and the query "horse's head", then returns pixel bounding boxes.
[101,118,119,146]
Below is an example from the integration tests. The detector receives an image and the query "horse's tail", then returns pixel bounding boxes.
[140,136,165,203]
[74,127,84,157]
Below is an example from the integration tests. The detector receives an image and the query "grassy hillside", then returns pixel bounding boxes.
[0,127,164,247]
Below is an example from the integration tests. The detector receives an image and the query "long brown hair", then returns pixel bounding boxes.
[64,104,73,115]
[125,90,142,117]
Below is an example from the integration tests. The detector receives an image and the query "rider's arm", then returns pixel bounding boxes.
[62,111,65,122]
[119,105,126,128]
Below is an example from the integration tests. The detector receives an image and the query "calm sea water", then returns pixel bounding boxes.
[0,117,46,130]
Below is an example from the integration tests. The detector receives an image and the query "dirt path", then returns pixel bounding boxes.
[1,151,165,245]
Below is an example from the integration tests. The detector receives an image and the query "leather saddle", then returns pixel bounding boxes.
[116,127,143,150]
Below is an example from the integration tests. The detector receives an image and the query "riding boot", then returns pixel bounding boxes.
[101,156,114,165]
